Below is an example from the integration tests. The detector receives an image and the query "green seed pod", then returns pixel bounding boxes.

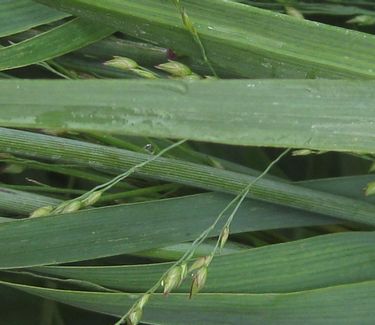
[292,149,325,156]
[190,266,208,298]
[285,6,304,20]
[61,200,82,214]
[178,263,188,286]
[292,149,314,156]
[156,61,192,77]
[204,76,219,80]
[82,191,102,207]
[347,15,375,26]
[30,205,54,218]
[131,68,158,79]
[136,294,150,309]
[365,181,375,196]
[127,307,143,325]
[189,255,212,273]
[104,56,138,70]
[181,10,196,35]
[181,73,201,80]
[162,266,182,296]
[219,225,230,249]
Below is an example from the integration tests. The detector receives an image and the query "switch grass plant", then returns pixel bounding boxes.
[0,0,375,324]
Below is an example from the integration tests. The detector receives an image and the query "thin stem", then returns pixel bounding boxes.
[171,0,218,77]
[114,149,290,325]
[212,149,291,254]
[2,127,375,225]
[53,139,186,213]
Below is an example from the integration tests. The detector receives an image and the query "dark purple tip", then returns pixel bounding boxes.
[167,49,177,60]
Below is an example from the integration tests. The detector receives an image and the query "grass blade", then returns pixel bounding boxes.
[1,279,374,324]
[35,0,375,78]
[0,192,338,269]
[0,187,60,215]
[1,128,375,226]
[0,79,374,152]
[32,231,375,293]
[0,18,115,71]
[0,0,69,38]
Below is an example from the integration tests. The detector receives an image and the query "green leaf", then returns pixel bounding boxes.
[0,192,338,269]
[35,0,375,78]
[0,18,115,71]
[0,0,69,38]
[0,187,60,215]
[78,36,168,66]
[2,175,372,216]
[1,279,374,324]
[32,231,375,293]
[1,126,375,227]
[0,79,374,153]
[238,0,375,16]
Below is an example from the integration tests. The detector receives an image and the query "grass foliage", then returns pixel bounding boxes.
[0,0,375,324]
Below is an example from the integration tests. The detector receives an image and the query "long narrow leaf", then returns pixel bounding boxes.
[32,232,375,293]
[0,187,60,215]
[0,18,115,71]
[0,192,338,269]
[1,127,374,226]
[0,79,374,152]
[1,279,374,324]
[35,0,375,78]
[0,0,69,38]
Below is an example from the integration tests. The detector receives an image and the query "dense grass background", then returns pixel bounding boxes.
[0,0,375,324]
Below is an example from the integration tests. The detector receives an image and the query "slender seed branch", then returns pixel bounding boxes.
[114,148,290,325]
[171,0,218,77]
[30,139,186,217]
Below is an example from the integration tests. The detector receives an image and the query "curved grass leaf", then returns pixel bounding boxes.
[0,0,69,38]
[0,192,338,269]
[78,36,168,66]
[0,18,115,71]
[0,187,60,215]
[240,0,375,16]
[1,279,374,324]
[0,176,371,268]
[1,174,373,216]
[0,79,374,152]
[35,0,375,78]
[32,231,375,293]
[296,175,375,201]
[1,128,375,226]
[127,240,247,261]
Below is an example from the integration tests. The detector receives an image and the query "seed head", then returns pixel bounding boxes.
[82,191,102,207]
[126,307,142,325]
[181,10,196,35]
[219,225,230,249]
[178,263,188,286]
[131,68,158,79]
[365,181,375,196]
[156,61,192,77]
[285,6,304,20]
[189,255,212,273]
[347,15,375,26]
[60,200,82,214]
[137,294,150,309]
[104,56,138,70]
[30,205,54,218]
[190,266,208,298]
[162,266,182,296]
